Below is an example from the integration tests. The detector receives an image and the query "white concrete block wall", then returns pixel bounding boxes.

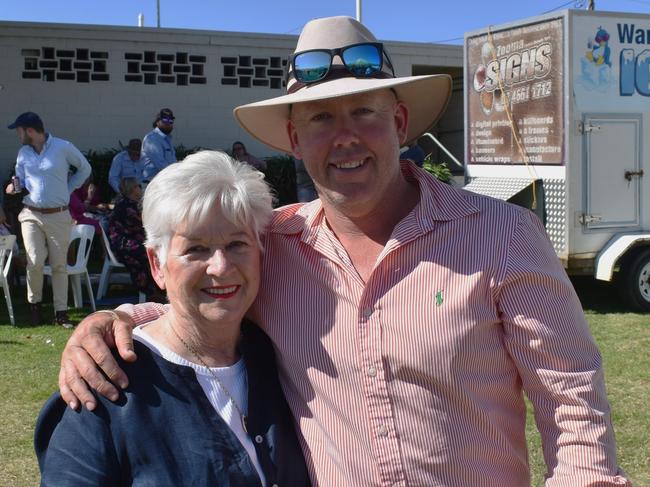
[0,21,462,186]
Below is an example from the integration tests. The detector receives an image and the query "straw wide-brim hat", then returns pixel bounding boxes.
[234,16,452,153]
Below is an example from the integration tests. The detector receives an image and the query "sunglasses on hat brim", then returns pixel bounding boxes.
[289,42,395,85]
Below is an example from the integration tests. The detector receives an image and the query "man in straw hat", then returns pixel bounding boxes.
[58,16,628,486]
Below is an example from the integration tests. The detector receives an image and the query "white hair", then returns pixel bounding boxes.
[142,150,273,265]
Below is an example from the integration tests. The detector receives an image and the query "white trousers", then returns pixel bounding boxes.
[19,208,72,311]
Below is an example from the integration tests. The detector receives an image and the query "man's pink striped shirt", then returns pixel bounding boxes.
[127,164,629,486]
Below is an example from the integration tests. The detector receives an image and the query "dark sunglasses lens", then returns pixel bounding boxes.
[161,117,174,124]
[294,51,332,83]
[342,44,382,76]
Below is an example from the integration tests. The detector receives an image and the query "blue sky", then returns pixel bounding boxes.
[3,0,650,44]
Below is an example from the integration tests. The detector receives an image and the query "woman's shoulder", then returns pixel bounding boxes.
[113,196,138,212]
[121,340,187,380]
[109,197,127,218]
[34,343,195,483]
[37,345,156,418]
[36,342,187,437]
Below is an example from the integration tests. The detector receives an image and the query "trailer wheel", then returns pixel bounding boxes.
[618,248,650,312]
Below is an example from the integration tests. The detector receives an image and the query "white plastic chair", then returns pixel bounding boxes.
[97,225,145,303]
[0,234,16,325]
[44,224,96,312]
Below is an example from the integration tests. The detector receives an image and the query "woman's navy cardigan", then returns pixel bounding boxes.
[35,321,310,486]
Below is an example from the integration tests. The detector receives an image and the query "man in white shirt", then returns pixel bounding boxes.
[7,112,91,327]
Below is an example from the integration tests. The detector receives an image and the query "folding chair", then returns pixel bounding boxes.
[97,225,145,303]
[44,224,96,312]
[0,234,16,325]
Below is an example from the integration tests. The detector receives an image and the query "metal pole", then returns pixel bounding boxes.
[356,0,362,23]
[157,0,161,27]
[421,132,463,169]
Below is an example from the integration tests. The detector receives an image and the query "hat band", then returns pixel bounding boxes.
[287,69,394,94]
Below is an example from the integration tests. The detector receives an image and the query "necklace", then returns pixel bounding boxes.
[168,323,248,433]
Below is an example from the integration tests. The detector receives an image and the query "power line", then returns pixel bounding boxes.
[428,36,464,44]
[541,0,576,14]
[283,24,304,35]
[429,0,580,44]
[428,0,650,47]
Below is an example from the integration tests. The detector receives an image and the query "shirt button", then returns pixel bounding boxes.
[378,425,388,437]
[255,435,264,444]
[362,307,373,318]
[367,366,377,377]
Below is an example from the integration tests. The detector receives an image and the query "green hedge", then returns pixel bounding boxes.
[422,154,453,184]
[263,155,297,207]
[83,147,120,201]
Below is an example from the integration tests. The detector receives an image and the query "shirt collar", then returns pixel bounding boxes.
[155,127,173,138]
[26,132,51,155]
[401,160,479,227]
[124,150,145,163]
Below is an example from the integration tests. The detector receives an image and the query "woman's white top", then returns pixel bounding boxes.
[133,325,266,486]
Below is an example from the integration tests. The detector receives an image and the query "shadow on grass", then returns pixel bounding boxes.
[2,301,57,329]
[570,276,630,314]
[0,280,143,328]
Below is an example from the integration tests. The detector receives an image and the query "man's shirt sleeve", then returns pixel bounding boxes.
[108,152,124,194]
[15,149,26,182]
[66,142,92,193]
[116,302,169,325]
[497,210,630,486]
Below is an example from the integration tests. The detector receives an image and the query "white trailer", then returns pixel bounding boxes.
[464,9,650,311]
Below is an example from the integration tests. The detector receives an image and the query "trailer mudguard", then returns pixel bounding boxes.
[595,233,650,281]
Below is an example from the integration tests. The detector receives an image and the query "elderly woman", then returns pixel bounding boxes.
[35,152,309,486]
[108,177,165,302]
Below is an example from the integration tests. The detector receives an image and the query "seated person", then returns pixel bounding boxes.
[108,139,146,194]
[231,141,266,171]
[35,151,309,486]
[108,177,164,302]
[73,174,107,212]
[69,177,103,234]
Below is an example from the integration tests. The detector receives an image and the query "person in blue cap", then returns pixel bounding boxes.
[6,112,91,327]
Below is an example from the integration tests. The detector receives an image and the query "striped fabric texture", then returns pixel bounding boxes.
[127,164,629,486]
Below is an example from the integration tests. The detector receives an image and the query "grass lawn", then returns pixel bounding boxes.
[0,277,648,486]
